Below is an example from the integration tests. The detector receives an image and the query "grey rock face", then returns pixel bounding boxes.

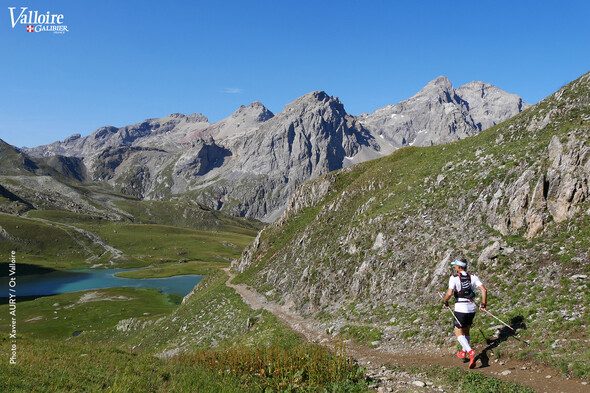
[174,138,232,178]
[232,91,377,175]
[456,81,531,130]
[194,92,381,220]
[24,113,211,158]
[482,133,590,239]
[358,76,529,148]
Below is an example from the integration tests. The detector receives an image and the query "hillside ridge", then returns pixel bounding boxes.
[231,70,590,377]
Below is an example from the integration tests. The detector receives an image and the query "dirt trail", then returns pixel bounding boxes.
[223,269,589,393]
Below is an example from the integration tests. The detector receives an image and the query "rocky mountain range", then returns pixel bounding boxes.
[21,77,529,221]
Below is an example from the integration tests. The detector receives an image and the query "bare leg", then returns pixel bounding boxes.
[454,326,471,338]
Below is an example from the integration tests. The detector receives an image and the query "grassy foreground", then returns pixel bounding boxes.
[1,268,370,392]
[1,338,369,393]
[0,268,543,392]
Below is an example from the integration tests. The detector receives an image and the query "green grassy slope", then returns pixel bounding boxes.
[0,287,182,340]
[0,213,105,267]
[233,71,590,377]
[113,199,262,232]
[0,211,256,270]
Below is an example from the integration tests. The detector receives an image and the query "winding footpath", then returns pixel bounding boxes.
[223,269,588,393]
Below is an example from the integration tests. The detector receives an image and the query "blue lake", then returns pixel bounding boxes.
[10,268,204,297]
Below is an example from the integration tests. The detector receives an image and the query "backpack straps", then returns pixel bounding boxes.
[454,272,474,302]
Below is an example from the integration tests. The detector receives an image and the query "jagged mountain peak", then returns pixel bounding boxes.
[412,76,456,104]
[291,91,339,105]
[359,76,528,148]
[230,101,274,122]
[18,74,532,222]
[248,101,266,109]
[281,91,346,119]
[456,81,532,130]
[186,113,209,123]
[423,75,453,90]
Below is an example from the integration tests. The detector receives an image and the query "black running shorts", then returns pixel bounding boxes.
[454,311,475,328]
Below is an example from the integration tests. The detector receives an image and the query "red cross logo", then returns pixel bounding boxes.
[26,25,34,32]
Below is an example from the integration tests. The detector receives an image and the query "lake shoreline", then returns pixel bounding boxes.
[6,267,204,297]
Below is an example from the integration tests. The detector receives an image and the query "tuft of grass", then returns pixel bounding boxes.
[340,325,382,347]
[178,339,368,392]
[1,339,257,393]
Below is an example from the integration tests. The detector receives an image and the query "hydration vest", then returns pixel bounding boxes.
[454,272,475,302]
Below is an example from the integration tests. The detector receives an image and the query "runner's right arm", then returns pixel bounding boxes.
[443,276,456,308]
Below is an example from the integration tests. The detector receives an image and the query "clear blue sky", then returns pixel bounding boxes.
[1,0,589,148]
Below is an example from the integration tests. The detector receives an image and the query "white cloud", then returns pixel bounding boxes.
[222,87,243,94]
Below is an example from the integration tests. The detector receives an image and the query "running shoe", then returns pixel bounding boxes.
[457,350,469,363]
[468,350,476,369]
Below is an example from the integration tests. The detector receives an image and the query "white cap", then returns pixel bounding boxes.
[451,260,467,267]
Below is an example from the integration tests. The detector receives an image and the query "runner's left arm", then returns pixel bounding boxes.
[478,285,487,310]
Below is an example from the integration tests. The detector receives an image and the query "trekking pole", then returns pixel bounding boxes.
[437,291,462,328]
[480,307,530,346]
[479,307,514,331]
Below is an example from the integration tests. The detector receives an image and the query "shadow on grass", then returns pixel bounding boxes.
[0,262,58,276]
[1,263,61,303]
[477,316,528,368]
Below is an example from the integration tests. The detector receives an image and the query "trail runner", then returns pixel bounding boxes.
[442,257,487,369]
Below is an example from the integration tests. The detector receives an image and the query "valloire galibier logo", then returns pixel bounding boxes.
[8,6,69,33]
